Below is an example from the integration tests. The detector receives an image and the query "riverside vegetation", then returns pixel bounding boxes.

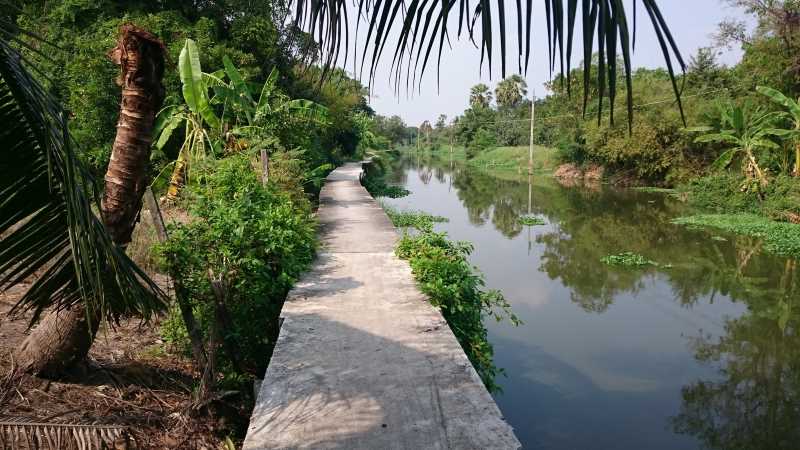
[407,1,800,257]
[364,158,520,391]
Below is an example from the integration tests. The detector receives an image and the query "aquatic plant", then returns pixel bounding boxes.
[518,215,546,226]
[384,206,448,232]
[672,214,800,258]
[601,252,663,268]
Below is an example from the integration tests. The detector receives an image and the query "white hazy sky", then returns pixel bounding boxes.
[335,0,751,125]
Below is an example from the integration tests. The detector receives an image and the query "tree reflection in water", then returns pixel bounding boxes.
[391,153,800,448]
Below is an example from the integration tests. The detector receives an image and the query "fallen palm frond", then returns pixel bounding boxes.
[0,419,130,450]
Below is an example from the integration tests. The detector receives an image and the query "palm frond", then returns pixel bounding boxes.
[0,35,166,325]
[290,0,685,124]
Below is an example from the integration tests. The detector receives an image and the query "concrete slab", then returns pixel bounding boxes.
[243,163,520,449]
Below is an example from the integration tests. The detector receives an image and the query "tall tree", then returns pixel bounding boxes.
[495,75,528,110]
[470,84,493,109]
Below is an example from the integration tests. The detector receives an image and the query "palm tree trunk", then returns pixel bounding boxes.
[101,25,166,244]
[13,25,166,377]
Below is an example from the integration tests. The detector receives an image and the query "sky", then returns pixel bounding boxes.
[339,0,752,126]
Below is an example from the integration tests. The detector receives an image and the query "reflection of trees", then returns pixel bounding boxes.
[672,265,800,450]
[389,154,800,448]
[393,153,799,316]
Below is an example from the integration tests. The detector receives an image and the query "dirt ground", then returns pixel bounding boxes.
[0,282,251,449]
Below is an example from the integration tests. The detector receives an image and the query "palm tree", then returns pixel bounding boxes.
[470,84,493,109]
[495,75,528,110]
[693,102,785,193]
[293,0,685,124]
[757,85,800,176]
[0,29,166,375]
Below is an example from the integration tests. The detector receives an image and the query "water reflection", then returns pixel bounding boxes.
[385,152,800,450]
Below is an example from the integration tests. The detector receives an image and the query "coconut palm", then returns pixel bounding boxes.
[0,30,166,375]
[757,85,800,176]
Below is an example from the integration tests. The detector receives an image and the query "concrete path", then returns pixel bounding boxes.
[243,163,520,449]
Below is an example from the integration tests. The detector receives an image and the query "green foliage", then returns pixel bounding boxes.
[395,231,519,391]
[155,155,316,380]
[467,128,497,160]
[672,214,800,258]
[684,173,800,220]
[518,215,546,226]
[601,252,667,268]
[383,206,448,232]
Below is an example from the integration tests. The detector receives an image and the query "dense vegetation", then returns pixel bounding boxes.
[2,1,401,443]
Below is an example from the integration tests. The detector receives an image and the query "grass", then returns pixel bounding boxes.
[601,252,670,268]
[518,215,546,226]
[469,145,558,172]
[672,213,800,258]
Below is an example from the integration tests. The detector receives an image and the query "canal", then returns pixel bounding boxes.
[381,153,799,450]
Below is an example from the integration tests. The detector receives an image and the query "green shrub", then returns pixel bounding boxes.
[155,155,316,382]
[466,128,497,159]
[685,173,800,220]
[396,231,519,391]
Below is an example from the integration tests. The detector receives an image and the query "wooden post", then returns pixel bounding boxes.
[143,186,168,242]
[260,149,269,186]
[143,186,208,380]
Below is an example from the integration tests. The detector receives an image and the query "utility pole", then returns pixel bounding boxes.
[528,89,535,175]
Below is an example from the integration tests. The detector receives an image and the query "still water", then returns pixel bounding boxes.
[381,154,799,450]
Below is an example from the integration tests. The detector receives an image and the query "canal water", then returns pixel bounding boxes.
[381,154,799,450]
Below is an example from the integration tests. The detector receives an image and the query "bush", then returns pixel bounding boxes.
[685,173,800,220]
[395,231,519,391]
[156,155,316,382]
[466,128,497,159]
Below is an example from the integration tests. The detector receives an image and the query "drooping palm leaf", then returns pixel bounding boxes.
[290,0,685,124]
[0,35,166,325]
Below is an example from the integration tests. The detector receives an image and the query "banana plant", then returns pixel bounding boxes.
[757,85,800,177]
[216,59,329,134]
[690,102,787,193]
[153,39,222,201]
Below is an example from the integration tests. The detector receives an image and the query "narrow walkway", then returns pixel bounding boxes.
[243,163,520,449]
